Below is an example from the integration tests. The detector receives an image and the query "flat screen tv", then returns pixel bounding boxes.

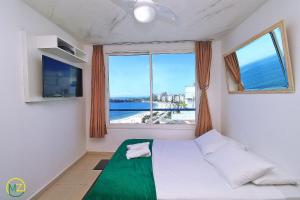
[42,55,83,97]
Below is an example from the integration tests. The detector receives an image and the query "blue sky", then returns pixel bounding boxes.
[109,53,195,98]
[236,28,283,67]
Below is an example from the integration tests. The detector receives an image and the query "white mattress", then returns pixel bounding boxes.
[152,139,300,200]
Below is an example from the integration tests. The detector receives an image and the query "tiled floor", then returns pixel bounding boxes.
[36,152,113,200]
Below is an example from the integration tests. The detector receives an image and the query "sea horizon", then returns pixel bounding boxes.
[110,101,159,121]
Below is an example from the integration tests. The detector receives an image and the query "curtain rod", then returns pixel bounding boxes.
[92,39,214,46]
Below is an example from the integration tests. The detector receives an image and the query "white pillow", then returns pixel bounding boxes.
[194,129,247,155]
[224,136,248,151]
[205,143,274,188]
[194,129,227,155]
[253,168,298,185]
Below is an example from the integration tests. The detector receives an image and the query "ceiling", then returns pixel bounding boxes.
[23,0,267,44]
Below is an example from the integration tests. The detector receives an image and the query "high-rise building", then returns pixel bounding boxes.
[185,85,195,108]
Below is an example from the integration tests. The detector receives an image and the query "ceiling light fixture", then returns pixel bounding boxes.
[133,5,156,23]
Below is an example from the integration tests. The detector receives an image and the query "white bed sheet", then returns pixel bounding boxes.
[152,139,300,200]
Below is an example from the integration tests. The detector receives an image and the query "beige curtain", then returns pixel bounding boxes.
[90,45,107,138]
[195,41,213,137]
[224,52,244,91]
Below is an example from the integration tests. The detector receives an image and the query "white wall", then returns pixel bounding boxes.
[221,0,300,178]
[85,41,223,152]
[0,0,86,199]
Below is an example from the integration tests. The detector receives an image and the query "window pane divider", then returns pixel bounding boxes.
[149,52,153,125]
[269,31,288,83]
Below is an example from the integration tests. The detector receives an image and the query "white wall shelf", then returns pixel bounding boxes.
[21,31,86,103]
[36,35,87,63]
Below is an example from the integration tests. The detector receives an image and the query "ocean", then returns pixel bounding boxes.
[240,55,288,90]
[110,101,153,120]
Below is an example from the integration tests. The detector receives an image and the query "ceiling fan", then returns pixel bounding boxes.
[111,0,177,23]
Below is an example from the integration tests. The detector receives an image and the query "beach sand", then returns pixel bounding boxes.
[110,111,150,124]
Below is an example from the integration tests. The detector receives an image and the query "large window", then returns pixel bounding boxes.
[108,53,196,125]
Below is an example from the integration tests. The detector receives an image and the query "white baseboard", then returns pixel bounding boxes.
[29,151,87,200]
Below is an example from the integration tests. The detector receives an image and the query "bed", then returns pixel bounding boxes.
[84,139,300,200]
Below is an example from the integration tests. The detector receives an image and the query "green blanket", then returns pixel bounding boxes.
[83,139,157,200]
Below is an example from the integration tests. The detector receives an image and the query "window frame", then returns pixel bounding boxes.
[104,45,198,130]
